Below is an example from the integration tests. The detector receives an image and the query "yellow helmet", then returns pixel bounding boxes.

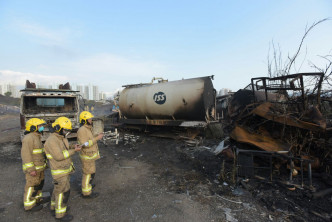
[52,117,72,132]
[25,118,46,132]
[79,111,94,124]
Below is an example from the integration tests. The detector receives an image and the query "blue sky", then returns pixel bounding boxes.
[0,0,331,96]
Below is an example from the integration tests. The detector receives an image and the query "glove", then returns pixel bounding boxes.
[84,142,89,147]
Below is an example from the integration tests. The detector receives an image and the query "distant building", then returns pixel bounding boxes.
[84,85,89,100]
[76,85,83,94]
[218,88,231,96]
[37,83,45,88]
[0,83,20,98]
[99,92,106,101]
[51,83,59,89]
[9,85,18,97]
[92,85,99,101]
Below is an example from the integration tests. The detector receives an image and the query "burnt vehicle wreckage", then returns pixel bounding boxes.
[229,72,331,187]
[108,76,222,141]
[109,74,332,220]
[113,74,332,184]
[225,73,332,215]
[20,80,103,141]
[117,76,216,127]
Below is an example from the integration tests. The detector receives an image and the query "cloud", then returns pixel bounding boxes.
[17,22,69,45]
[0,52,168,94]
[68,53,168,91]
[71,53,166,77]
[0,70,69,86]
[12,20,78,56]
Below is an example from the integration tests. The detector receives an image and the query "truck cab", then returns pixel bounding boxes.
[20,81,83,141]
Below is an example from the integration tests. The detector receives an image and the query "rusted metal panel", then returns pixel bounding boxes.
[251,102,325,132]
[230,125,290,152]
[20,114,25,129]
[118,76,216,123]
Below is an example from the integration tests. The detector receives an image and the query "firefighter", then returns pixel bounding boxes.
[21,118,48,212]
[77,111,103,198]
[44,117,81,221]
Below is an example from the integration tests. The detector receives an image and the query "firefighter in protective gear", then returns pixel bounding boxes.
[21,118,47,212]
[44,117,81,221]
[77,111,103,198]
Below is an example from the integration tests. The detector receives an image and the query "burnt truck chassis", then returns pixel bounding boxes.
[229,72,332,190]
[20,88,82,141]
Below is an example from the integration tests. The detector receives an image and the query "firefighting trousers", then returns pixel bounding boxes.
[50,176,70,219]
[81,160,96,196]
[23,171,45,210]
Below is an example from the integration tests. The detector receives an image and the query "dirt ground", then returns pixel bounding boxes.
[0,113,331,222]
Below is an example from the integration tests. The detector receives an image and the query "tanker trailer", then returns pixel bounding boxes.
[118,76,216,127]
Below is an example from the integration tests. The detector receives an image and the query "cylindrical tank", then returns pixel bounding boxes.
[118,76,216,121]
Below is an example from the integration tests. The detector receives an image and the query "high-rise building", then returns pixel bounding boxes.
[1,83,20,98]
[76,85,83,94]
[99,92,106,101]
[51,83,59,89]
[9,85,17,97]
[76,85,84,98]
[92,85,99,101]
[84,86,89,100]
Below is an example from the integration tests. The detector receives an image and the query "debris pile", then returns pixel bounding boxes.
[102,129,120,145]
[226,73,332,188]
[101,73,332,221]
[123,133,140,145]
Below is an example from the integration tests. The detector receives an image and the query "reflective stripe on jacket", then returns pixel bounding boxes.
[21,132,46,173]
[77,124,100,161]
[80,151,100,160]
[44,133,76,179]
[24,187,37,207]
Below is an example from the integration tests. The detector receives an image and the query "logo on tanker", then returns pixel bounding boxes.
[153,92,166,105]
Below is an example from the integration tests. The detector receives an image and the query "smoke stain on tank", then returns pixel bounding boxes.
[118,76,216,123]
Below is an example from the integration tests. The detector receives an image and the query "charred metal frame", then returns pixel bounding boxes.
[251,72,324,109]
[19,88,82,141]
[236,149,313,188]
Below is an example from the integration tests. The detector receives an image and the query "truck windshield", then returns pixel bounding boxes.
[23,96,77,114]
[37,98,65,107]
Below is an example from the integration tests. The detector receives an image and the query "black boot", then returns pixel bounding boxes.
[38,196,51,204]
[81,192,99,199]
[27,204,43,212]
[56,214,73,222]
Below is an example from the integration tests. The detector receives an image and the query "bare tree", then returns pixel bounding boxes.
[309,55,332,93]
[267,18,331,78]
